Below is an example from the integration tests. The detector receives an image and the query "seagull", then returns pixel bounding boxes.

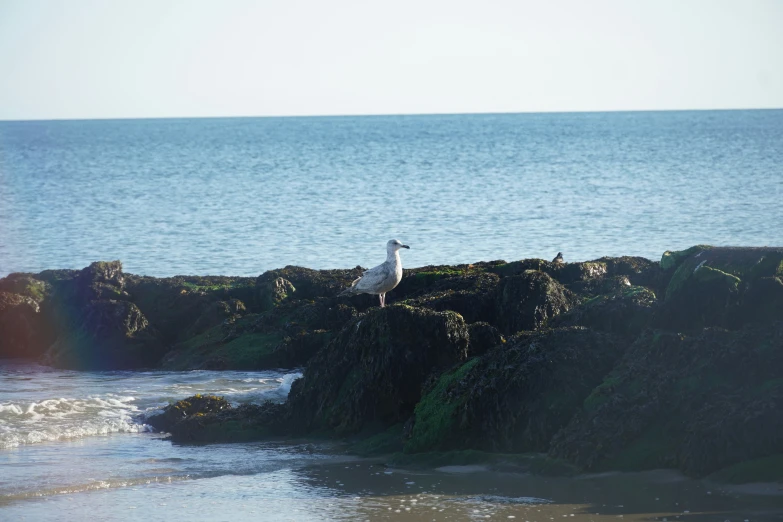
[339,239,410,307]
[552,252,564,264]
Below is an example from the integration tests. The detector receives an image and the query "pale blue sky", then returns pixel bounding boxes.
[1,0,781,120]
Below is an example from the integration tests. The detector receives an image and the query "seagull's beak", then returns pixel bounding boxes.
[402,245,410,249]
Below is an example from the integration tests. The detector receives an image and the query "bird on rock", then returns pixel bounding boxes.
[339,239,410,307]
[552,252,564,264]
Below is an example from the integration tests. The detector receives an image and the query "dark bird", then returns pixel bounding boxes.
[552,252,564,264]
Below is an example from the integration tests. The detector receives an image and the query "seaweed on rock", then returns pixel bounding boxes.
[286,304,469,436]
[404,327,625,454]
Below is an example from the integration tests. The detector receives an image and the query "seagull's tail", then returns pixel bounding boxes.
[339,277,361,296]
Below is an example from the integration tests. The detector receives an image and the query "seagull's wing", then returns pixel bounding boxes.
[353,262,392,292]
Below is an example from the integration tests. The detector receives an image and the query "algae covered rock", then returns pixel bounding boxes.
[42,299,164,369]
[256,266,364,301]
[159,314,284,370]
[466,321,504,356]
[146,394,287,443]
[549,322,783,476]
[146,394,232,433]
[161,296,357,371]
[256,276,296,310]
[402,272,500,323]
[404,327,625,454]
[0,292,50,358]
[286,304,469,436]
[0,273,49,303]
[125,274,254,345]
[494,270,576,335]
[75,261,128,301]
[597,256,663,291]
[552,285,658,337]
[656,246,783,331]
[185,298,246,337]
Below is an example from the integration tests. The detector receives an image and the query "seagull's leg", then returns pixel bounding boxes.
[379,293,385,307]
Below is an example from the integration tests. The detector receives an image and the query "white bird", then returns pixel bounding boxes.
[339,239,410,307]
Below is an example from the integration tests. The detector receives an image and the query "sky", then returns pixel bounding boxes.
[0,0,782,120]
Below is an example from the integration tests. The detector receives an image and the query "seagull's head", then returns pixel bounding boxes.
[387,239,410,252]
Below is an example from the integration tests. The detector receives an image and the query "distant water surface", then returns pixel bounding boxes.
[1,110,781,276]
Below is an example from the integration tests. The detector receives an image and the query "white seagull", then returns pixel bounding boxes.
[339,239,410,307]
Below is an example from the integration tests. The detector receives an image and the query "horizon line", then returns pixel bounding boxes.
[1,106,782,123]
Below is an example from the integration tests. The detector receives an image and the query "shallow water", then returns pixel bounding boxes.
[2,110,782,277]
[1,361,782,521]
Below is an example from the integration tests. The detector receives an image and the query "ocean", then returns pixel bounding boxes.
[1,110,781,277]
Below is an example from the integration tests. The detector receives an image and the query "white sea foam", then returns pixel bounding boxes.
[0,395,150,449]
[0,367,300,449]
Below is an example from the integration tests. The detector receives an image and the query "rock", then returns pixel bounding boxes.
[494,270,576,335]
[261,297,358,332]
[159,314,284,370]
[0,273,49,303]
[42,299,164,369]
[557,261,608,285]
[146,393,286,444]
[161,296,358,371]
[166,401,287,443]
[597,256,663,291]
[488,259,558,279]
[395,262,504,298]
[146,394,232,433]
[256,266,364,301]
[467,322,504,356]
[549,322,783,476]
[256,276,295,310]
[741,276,783,325]
[403,272,500,324]
[552,286,658,337]
[404,327,625,454]
[655,246,783,331]
[185,298,246,337]
[286,304,469,436]
[76,261,128,301]
[271,329,333,369]
[125,274,254,345]
[0,292,50,358]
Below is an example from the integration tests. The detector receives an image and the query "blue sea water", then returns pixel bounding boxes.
[1,110,781,277]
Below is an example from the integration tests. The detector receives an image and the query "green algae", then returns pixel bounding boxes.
[582,372,621,412]
[350,424,404,456]
[660,245,713,271]
[220,332,283,368]
[404,358,480,454]
[163,313,283,370]
[692,265,741,288]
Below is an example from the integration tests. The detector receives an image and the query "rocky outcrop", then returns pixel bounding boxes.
[494,270,576,335]
[404,327,624,454]
[6,246,783,483]
[256,266,364,301]
[146,394,287,443]
[286,304,469,436]
[655,246,783,330]
[0,292,50,358]
[551,285,657,337]
[35,262,162,369]
[549,322,783,476]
